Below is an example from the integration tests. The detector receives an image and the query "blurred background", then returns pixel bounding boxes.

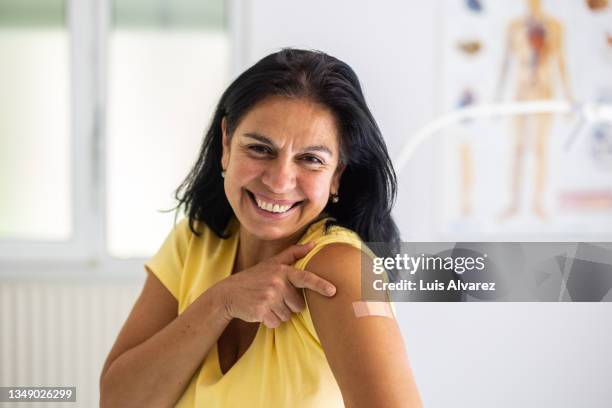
[1,0,611,406]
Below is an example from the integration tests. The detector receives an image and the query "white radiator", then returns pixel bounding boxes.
[0,281,142,407]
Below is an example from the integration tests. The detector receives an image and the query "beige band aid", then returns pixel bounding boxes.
[352,301,394,318]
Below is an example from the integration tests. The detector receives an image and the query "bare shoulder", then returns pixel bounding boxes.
[303,240,385,346]
[303,244,422,406]
[305,243,364,298]
[303,241,386,330]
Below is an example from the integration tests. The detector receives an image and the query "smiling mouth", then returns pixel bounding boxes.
[246,190,304,214]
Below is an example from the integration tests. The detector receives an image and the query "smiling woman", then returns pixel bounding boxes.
[220,96,344,242]
[99,48,422,407]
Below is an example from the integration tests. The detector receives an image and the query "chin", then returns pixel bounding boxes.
[257,229,294,241]
[239,211,323,243]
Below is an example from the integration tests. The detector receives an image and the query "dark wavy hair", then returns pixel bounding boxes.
[171,48,401,250]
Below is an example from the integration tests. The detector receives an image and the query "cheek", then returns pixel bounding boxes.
[230,158,263,184]
[301,174,332,203]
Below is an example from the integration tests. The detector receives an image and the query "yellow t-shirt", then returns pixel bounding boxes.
[144,214,369,407]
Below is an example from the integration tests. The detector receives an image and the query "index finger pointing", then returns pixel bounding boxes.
[286,268,336,297]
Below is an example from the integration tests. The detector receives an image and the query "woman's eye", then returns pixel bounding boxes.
[301,155,324,165]
[248,145,271,155]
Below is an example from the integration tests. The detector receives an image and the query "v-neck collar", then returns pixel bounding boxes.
[209,213,333,380]
[212,216,263,378]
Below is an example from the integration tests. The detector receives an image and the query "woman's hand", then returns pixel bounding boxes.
[212,242,336,328]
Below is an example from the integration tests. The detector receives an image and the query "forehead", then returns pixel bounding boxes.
[237,96,339,149]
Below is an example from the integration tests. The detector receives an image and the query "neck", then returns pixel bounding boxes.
[234,223,309,273]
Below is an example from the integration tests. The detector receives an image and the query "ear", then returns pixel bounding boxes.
[221,117,230,170]
[331,162,346,194]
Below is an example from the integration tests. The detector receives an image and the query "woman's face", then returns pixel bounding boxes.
[221,96,345,241]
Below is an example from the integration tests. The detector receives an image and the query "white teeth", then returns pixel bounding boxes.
[254,196,293,213]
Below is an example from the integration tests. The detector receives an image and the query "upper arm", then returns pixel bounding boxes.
[99,268,178,384]
[304,244,422,408]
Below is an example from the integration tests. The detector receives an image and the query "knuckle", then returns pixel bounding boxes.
[254,305,267,318]
[263,288,276,302]
[265,316,279,329]
[297,269,309,282]
[270,277,284,290]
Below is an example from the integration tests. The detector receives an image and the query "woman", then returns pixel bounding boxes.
[100,48,422,407]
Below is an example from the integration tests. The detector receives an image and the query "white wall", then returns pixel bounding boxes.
[239,1,612,407]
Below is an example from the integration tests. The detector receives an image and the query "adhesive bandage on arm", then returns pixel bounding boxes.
[352,301,395,318]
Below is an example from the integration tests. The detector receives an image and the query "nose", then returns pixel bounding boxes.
[261,156,297,194]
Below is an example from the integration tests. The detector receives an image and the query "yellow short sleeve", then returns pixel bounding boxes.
[297,236,365,270]
[293,228,370,341]
[144,217,192,300]
[294,226,397,340]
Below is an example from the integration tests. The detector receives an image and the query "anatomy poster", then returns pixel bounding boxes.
[438,0,612,239]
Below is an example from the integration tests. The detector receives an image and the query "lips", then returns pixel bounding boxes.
[245,189,303,214]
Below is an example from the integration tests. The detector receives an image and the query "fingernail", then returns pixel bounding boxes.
[326,286,336,296]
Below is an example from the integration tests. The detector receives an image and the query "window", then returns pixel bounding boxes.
[0,0,71,241]
[107,0,229,258]
[0,0,231,267]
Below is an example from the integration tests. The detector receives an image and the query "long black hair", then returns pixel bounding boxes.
[172,48,401,248]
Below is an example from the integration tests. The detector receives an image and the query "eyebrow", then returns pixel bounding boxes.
[242,132,333,156]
